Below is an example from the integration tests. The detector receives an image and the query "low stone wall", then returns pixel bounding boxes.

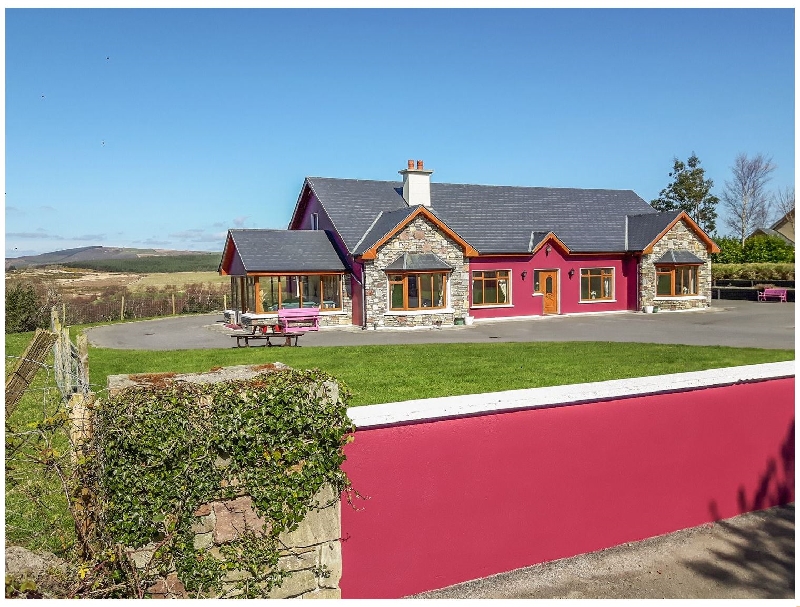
[127,487,341,599]
[108,365,343,599]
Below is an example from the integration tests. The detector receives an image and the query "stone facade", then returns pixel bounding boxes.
[639,219,712,311]
[364,216,469,327]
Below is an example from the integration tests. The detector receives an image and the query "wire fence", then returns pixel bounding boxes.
[60,293,227,326]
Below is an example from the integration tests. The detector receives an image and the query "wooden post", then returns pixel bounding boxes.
[5,329,58,418]
[120,296,125,321]
[62,302,67,326]
[172,293,176,316]
[224,294,227,311]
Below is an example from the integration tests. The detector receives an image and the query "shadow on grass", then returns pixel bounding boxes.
[684,420,794,598]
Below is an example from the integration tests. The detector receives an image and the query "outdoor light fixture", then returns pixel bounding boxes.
[568,268,575,278]
[521,271,528,280]
[545,244,552,255]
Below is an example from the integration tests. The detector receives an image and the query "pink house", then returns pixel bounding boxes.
[219,160,719,327]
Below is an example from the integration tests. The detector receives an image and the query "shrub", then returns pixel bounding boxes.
[712,263,795,281]
[5,283,49,333]
[742,235,795,263]
[710,236,744,264]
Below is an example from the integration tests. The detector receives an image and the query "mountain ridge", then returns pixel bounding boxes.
[6,245,216,270]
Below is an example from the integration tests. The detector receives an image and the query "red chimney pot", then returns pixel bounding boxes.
[407,159,414,170]
[417,160,424,170]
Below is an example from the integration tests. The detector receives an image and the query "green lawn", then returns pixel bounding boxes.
[85,340,795,407]
[5,332,76,554]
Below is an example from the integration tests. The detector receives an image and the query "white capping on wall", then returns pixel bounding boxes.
[347,361,795,429]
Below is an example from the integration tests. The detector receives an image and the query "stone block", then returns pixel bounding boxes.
[191,511,215,534]
[213,496,269,543]
[222,569,253,583]
[278,548,317,572]
[302,588,341,599]
[125,542,157,570]
[193,503,212,517]
[147,572,187,599]
[193,532,213,550]
[318,540,342,589]
[267,569,317,599]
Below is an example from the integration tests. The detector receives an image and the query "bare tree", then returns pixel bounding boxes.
[771,186,795,232]
[721,153,776,245]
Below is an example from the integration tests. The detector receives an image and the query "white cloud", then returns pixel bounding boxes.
[6,231,59,240]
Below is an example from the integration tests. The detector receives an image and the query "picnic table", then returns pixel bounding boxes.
[231,308,320,347]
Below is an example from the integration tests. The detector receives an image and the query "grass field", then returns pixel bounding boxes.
[85,341,795,407]
[128,271,228,291]
[5,333,76,554]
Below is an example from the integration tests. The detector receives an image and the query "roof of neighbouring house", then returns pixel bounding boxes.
[301,177,689,255]
[748,227,794,245]
[221,229,348,274]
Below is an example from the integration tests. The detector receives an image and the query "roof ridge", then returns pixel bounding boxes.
[307,175,641,193]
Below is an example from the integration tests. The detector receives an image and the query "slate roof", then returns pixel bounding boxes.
[226,229,347,273]
[749,227,794,245]
[304,177,671,255]
[653,250,705,264]
[626,211,681,251]
[384,253,452,271]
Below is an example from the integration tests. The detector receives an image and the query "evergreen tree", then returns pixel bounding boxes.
[651,153,719,233]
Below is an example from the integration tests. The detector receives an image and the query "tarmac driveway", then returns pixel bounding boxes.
[413,505,794,599]
[85,299,795,350]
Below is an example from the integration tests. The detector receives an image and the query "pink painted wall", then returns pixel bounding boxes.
[468,244,639,319]
[340,378,795,598]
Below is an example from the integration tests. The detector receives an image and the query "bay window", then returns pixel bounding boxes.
[656,265,698,296]
[388,272,447,311]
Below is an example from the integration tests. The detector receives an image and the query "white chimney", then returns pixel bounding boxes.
[399,159,433,207]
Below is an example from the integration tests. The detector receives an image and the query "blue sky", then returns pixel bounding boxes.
[5,8,795,257]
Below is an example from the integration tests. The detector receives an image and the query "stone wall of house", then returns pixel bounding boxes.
[364,216,469,327]
[639,219,712,311]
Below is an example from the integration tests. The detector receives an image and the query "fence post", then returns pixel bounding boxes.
[224,294,227,311]
[5,328,58,418]
[120,296,125,321]
[172,293,176,316]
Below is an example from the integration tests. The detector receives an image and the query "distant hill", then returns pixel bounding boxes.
[6,246,220,273]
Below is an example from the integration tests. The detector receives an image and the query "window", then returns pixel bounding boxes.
[580,268,614,301]
[388,272,447,311]
[311,213,319,230]
[258,275,343,311]
[656,266,698,296]
[472,270,511,306]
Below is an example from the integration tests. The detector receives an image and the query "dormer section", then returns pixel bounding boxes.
[399,159,433,207]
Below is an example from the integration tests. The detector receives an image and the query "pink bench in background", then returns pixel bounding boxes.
[758,288,788,302]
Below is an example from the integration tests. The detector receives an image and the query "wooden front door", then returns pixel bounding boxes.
[541,270,559,314]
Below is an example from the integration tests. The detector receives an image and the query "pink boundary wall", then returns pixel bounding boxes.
[339,363,795,598]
